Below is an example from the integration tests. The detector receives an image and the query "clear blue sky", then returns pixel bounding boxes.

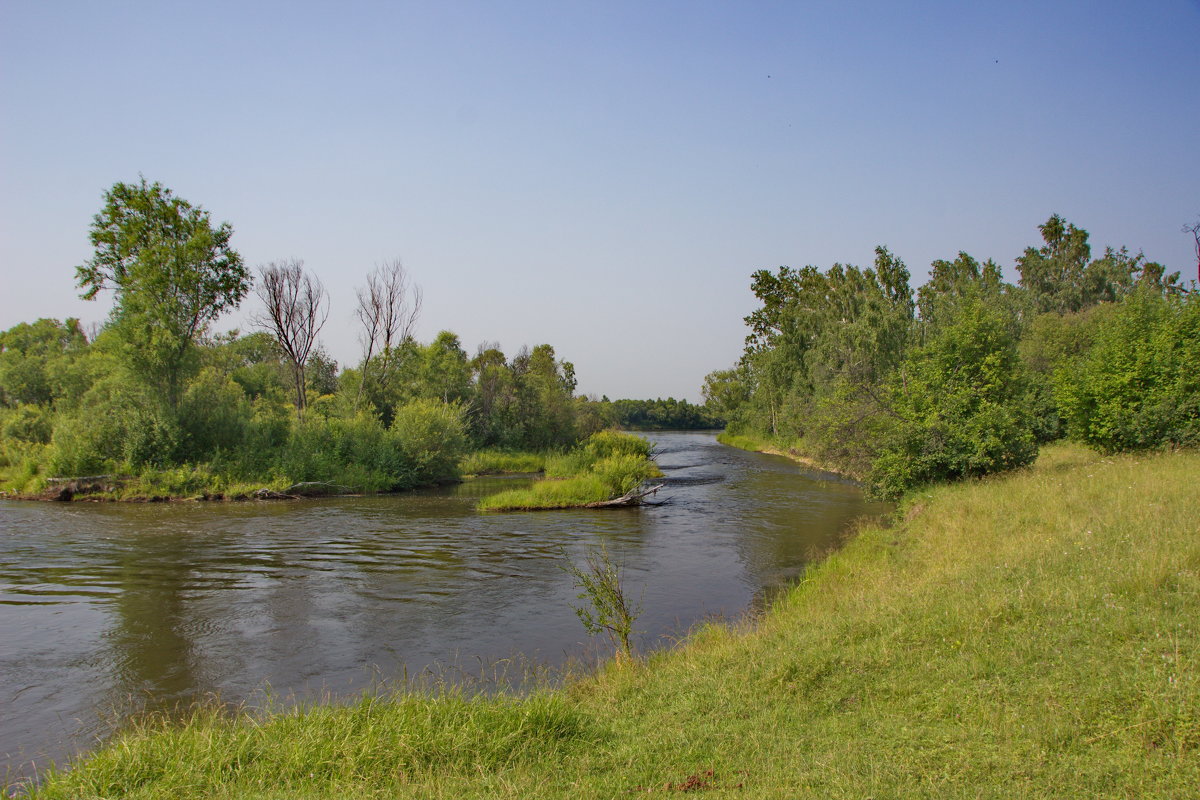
[2,1,1197,401]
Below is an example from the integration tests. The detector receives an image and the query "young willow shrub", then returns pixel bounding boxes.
[390,399,468,486]
[49,377,180,476]
[869,298,1037,499]
[1055,289,1200,452]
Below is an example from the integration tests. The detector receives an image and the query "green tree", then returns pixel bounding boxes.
[1055,289,1200,452]
[76,178,249,408]
[1016,215,1180,315]
[418,331,471,404]
[869,297,1037,498]
[0,318,88,407]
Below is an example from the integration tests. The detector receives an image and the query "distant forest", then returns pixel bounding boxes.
[706,214,1199,498]
[594,397,723,431]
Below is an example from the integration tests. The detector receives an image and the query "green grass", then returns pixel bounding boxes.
[715,430,771,452]
[458,450,546,476]
[20,442,1200,798]
[477,432,661,511]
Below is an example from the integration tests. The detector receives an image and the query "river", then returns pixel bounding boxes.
[0,431,888,783]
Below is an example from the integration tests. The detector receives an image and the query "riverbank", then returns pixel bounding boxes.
[0,449,554,503]
[20,441,1200,798]
[716,431,861,480]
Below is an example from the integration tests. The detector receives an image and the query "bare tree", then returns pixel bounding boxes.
[354,258,422,410]
[1185,217,1200,287]
[253,259,328,418]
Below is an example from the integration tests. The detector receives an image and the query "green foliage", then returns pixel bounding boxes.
[459,450,546,475]
[593,396,724,430]
[725,215,1189,498]
[390,399,469,485]
[1,404,53,444]
[701,366,750,419]
[563,544,642,659]
[1055,289,1200,451]
[868,298,1037,498]
[50,377,181,475]
[478,432,658,511]
[1017,214,1182,314]
[0,318,88,407]
[177,367,252,460]
[76,178,249,407]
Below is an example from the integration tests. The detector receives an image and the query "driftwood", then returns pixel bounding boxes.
[283,481,353,495]
[251,488,300,500]
[46,474,123,484]
[584,483,666,508]
[43,475,129,501]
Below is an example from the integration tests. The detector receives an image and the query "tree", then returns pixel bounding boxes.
[0,318,88,407]
[869,297,1037,498]
[354,259,422,411]
[253,259,328,418]
[418,331,471,404]
[1016,215,1180,314]
[1015,215,1095,314]
[76,178,249,408]
[1185,217,1200,286]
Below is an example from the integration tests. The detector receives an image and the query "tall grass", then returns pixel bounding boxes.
[477,432,659,511]
[458,450,546,476]
[22,443,1200,798]
[27,690,598,800]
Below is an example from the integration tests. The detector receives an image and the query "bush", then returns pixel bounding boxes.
[50,378,180,475]
[178,368,252,461]
[869,299,1038,498]
[1055,290,1200,452]
[1,404,53,444]
[391,399,468,485]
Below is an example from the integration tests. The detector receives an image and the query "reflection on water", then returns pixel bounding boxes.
[0,432,889,780]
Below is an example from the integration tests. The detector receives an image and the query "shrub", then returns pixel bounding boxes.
[869,298,1037,498]
[1055,290,1200,452]
[50,377,180,476]
[391,399,468,485]
[1,403,53,444]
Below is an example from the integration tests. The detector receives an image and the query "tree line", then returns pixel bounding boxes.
[705,215,1198,498]
[0,179,605,495]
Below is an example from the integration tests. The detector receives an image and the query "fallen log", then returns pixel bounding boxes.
[283,481,353,495]
[46,474,124,484]
[252,488,300,500]
[584,483,666,508]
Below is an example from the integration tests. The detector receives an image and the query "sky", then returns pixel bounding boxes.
[1,1,1197,402]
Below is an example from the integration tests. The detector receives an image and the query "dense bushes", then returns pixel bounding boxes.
[1055,290,1200,452]
[710,216,1193,499]
[868,299,1038,498]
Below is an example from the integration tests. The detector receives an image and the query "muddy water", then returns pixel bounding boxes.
[0,431,888,780]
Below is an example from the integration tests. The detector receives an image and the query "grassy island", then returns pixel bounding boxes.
[476,431,662,511]
[21,441,1199,798]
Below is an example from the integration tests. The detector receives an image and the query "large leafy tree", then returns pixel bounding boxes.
[76,178,250,408]
[1016,214,1181,315]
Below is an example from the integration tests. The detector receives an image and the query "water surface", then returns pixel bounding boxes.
[0,432,888,780]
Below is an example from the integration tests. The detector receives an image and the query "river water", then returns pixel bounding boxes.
[0,431,888,782]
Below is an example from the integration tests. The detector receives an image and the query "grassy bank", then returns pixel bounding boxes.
[716,430,853,478]
[477,431,661,511]
[21,442,1200,798]
[458,450,546,476]
[0,449,552,502]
